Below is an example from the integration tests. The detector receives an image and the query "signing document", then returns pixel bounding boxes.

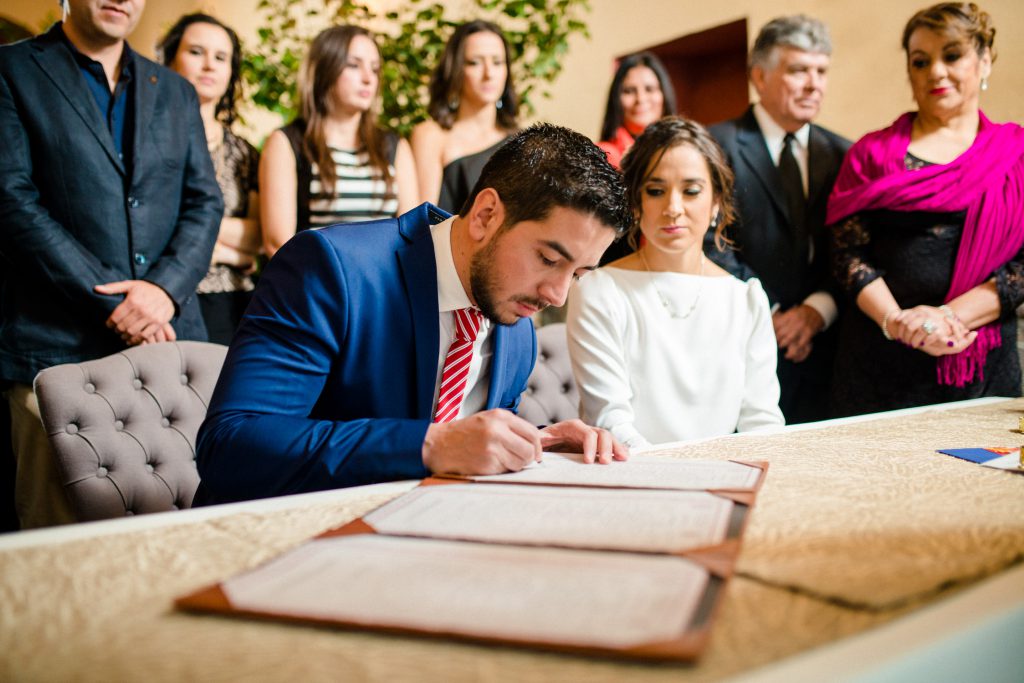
[183,454,767,660]
[364,483,736,553]
[465,453,762,490]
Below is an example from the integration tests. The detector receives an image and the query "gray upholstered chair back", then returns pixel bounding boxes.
[517,323,580,425]
[34,341,227,522]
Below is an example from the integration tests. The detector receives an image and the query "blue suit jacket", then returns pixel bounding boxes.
[195,204,537,503]
[0,24,222,383]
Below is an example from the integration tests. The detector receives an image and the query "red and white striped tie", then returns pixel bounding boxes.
[434,307,484,423]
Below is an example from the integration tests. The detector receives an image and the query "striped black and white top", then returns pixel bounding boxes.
[308,146,399,227]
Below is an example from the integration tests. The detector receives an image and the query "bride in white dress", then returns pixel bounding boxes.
[567,116,784,447]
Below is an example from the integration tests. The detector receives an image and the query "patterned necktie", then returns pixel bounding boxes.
[779,133,808,257]
[434,307,484,423]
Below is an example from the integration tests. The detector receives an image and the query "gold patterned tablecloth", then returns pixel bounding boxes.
[655,398,1024,609]
[1,399,1023,682]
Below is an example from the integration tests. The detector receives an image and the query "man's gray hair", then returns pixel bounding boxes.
[749,15,832,70]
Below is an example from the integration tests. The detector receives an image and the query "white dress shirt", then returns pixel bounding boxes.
[752,103,837,329]
[430,216,492,419]
[566,268,784,448]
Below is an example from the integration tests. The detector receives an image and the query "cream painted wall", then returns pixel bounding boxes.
[546,0,1022,141]
[5,0,1021,143]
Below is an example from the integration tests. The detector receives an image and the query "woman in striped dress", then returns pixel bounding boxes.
[260,25,419,257]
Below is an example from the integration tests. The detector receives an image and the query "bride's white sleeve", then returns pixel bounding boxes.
[565,271,650,448]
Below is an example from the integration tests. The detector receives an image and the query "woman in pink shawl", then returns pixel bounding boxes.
[828,2,1024,416]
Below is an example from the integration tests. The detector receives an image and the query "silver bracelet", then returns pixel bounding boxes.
[881,309,900,341]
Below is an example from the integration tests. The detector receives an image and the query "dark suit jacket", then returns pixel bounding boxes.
[708,106,850,308]
[195,204,537,504]
[707,107,850,423]
[0,24,222,384]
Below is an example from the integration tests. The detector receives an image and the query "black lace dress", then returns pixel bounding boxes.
[830,155,1024,417]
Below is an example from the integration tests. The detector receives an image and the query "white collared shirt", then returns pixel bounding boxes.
[751,104,836,330]
[430,216,493,419]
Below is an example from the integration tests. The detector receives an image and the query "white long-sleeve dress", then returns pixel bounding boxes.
[566,267,784,448]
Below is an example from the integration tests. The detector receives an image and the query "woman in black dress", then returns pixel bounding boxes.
[828,2,1024,416]
[411,20,519,214]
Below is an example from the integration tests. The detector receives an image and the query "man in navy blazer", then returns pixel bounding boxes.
[706,15,850,424]
[196,125,630,504]
[0,0,222,526]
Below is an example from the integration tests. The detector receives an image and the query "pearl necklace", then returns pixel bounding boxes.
[638,249,705,319]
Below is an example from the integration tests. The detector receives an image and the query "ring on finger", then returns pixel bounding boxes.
[921,320,937,334]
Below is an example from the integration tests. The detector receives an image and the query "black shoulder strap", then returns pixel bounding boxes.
[281,120,313,233]
[384,130,399,165]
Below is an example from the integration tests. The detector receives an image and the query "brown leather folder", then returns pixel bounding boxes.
[177,461,768,662]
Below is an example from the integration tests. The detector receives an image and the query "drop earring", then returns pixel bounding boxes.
[448,95,460,111]
[980,77,989,91]
[495,98,503,110]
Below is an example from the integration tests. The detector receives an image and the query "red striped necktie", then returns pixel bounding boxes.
[434,307,485,423]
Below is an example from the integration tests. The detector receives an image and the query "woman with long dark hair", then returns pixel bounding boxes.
[159,13,259,344]
[260,25,418,257]
[597,52,676,169]
[411,20,519,214]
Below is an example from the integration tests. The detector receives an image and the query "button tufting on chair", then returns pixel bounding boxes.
[516,323,580,426]
[33,341,228,523]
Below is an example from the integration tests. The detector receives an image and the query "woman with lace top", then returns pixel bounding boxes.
[260,25,419,257]
[828,2,1024,416]
[159,14,259,345]
[566,117,783,448]
[411,20,519,214]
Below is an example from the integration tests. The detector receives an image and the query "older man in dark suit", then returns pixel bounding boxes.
[706,15,850,424]
[0,0,222,527]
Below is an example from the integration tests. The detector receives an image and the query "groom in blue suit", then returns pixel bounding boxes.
[196,124,631,503]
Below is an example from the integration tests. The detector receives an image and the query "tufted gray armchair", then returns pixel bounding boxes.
[517,323,580,426]
[33,341,227,522]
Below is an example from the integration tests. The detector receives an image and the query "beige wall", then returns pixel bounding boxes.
[5,0,1021,143]
[547,0,1022,141]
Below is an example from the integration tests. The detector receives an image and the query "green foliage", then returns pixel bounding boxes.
[242,0,590,137]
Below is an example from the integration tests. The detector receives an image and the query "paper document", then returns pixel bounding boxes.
[365,483,734,553]
[466,453,762,490]
[222,534,708,648]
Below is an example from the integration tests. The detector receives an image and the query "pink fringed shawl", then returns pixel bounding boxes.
[827,112,1024,386]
